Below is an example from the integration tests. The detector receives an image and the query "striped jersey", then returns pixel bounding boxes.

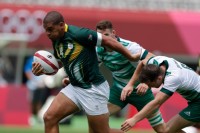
[147,56,200,102]
[52,24,105,89]
[96,37,148,89]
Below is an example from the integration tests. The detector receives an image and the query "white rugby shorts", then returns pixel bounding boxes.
[61,81,110,115]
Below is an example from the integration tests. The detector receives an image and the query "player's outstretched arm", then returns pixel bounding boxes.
[101,35,141,62]
[121,92,169,132]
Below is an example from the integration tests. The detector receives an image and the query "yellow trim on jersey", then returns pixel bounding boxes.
[65,42,83,61]
[65,24,68,32]
[64,46,71,58]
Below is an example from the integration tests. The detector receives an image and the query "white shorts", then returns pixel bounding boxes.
[60,81,110,115]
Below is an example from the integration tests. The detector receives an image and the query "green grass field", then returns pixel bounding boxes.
[0,116,154,133]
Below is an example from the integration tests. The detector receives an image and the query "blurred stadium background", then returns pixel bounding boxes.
[0,0,200,133]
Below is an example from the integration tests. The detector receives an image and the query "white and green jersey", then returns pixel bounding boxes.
[147,56,200,102]
[96,37,148,89]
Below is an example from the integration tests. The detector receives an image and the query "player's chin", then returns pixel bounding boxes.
[49,37,55,41]
[48,36,57,41]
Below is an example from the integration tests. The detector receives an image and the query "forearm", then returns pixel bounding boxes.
[128,61,144,86]
[134,100,161,123]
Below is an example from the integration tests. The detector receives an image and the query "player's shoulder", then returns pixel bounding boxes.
[147,56,168,64]
[165,71,181,85]
[69,25,94,33]
[67,25,83,33]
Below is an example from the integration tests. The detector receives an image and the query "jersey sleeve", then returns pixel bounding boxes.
[161,74,181,95]
[74,27,102,47]
[126,42,148,60]
[96,46,105,62]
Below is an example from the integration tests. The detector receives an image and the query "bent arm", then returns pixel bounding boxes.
[128,60,144,86]
[101,35,140,61]
[128,52,154,86]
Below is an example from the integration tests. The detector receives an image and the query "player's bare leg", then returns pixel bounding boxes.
[165,114,193,133]
[108,102,122,115]
[107,103,124,133]
[43,92,79,133]
[87,113,110,133]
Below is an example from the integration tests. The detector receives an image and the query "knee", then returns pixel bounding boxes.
[43,111,55,124]
[156,128,169,133]
[152,123,170,133]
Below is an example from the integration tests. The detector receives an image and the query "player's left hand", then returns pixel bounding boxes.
[121,118,136,132]
[136,83,149,95]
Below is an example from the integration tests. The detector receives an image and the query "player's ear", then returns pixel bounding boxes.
[157,75,163,83]
[59,22,65,27]
[112,30,116,35]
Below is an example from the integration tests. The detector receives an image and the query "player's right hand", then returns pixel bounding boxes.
[121,117,137,132]
[32,62,44,76]
[136,83,149,95]
[120,84,133,101]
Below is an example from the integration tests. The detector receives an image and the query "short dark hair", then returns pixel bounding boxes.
[96,20,113,30]
[43,11,64,25]
[139,64,162,83]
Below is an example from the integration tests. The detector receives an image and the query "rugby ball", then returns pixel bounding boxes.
[33,50,59,75]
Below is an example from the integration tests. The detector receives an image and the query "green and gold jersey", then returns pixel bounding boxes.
[96,37,148,89]
[53,24,105,89]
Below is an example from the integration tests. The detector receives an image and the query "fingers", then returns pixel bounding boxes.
[32,62,44,76]
[121,121,132,132]
[136,88,147,95]
[121,87,133,101]
[127,90,133,96]
[120,90,125,101]
[121,90,128,101]
[136,83,148,95]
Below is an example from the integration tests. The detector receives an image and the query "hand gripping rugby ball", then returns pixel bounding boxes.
[34,50,59,75]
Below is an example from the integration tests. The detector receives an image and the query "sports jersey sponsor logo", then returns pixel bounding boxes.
[184,111,191,116]
[0,8,46,42]
[88,34,93,41]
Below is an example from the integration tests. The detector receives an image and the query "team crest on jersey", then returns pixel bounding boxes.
[88,34,93,41]
[68,43,73,49]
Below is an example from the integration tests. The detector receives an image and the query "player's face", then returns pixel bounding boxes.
[97,28,116,39]
[43,22,65,41]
